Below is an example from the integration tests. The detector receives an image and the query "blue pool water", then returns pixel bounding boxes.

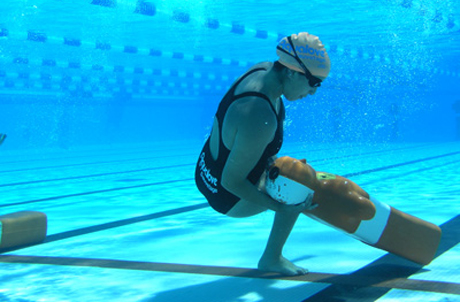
[0,142,459,301]
[0,1,459,301]
[0,0,459,148]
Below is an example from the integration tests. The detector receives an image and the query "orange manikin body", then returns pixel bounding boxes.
[269,156,441,265]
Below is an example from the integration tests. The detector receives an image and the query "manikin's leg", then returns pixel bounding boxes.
[258,211,308,275]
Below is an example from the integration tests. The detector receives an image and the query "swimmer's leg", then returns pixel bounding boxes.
[258,211,308,276]
[227,199,308,276]
[226,199,267,218]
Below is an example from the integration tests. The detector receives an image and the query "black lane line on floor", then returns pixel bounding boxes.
[302,214,460,301]
[0,142,437,177]
[0,195,457,295]
[43,203,210,243]
[0,203,209,254]
[0,143,438,188]
[0,163,195,188]
[0,152,197,174]
[342,150,460,178]
[0,147,339,179]
[0,147,458,259]
[0,178,194,208]
[1,149,458,255]
[0,145,197,165]
[289,142,439,163]
[2,149,459,209]
[0,215,458,295]
[0,255,458,296]
[358,159,460,187]
[0,142,348,172]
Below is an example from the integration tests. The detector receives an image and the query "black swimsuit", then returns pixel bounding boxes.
[195,67,285,214]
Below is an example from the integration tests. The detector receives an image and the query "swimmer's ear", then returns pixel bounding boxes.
[286,68,303,81]
[286,68,295,78]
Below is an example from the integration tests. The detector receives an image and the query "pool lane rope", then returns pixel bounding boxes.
[0,54,234,98]
[1,0,459,97]
[0,50,456,99]
[2,0,458,73]
[2,26,458,82]
[91,0,458,33]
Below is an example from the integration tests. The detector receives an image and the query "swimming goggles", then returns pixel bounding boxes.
[276,36,322,88]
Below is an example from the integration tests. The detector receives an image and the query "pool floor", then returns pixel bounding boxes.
[0,141,459,301]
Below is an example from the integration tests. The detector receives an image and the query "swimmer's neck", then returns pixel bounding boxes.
[259,63,284,103]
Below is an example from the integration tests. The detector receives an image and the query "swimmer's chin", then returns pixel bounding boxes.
[283,96,301,102]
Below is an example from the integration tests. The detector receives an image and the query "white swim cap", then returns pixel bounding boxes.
[276,32,331,79]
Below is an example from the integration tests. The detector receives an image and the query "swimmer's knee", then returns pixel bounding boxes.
[226,199,267,218]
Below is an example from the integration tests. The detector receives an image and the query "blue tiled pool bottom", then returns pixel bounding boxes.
[0,141,459,302]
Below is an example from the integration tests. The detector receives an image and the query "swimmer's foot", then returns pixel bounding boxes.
[258,255,308,276]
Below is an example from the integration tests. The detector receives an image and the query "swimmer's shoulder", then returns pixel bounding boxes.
[234,62,273,96]
[248,61,273,72]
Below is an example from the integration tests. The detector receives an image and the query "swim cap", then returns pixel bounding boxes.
[276,32,331,78]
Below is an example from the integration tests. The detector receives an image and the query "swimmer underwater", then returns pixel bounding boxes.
[195,32,331,276]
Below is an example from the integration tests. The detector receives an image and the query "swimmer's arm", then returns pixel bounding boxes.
[221,103,283,212]
[0,133,6,146]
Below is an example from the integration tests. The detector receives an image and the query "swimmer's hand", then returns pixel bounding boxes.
[0,133,6,146]
[279,194,317,213]
[303,193,318,211]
